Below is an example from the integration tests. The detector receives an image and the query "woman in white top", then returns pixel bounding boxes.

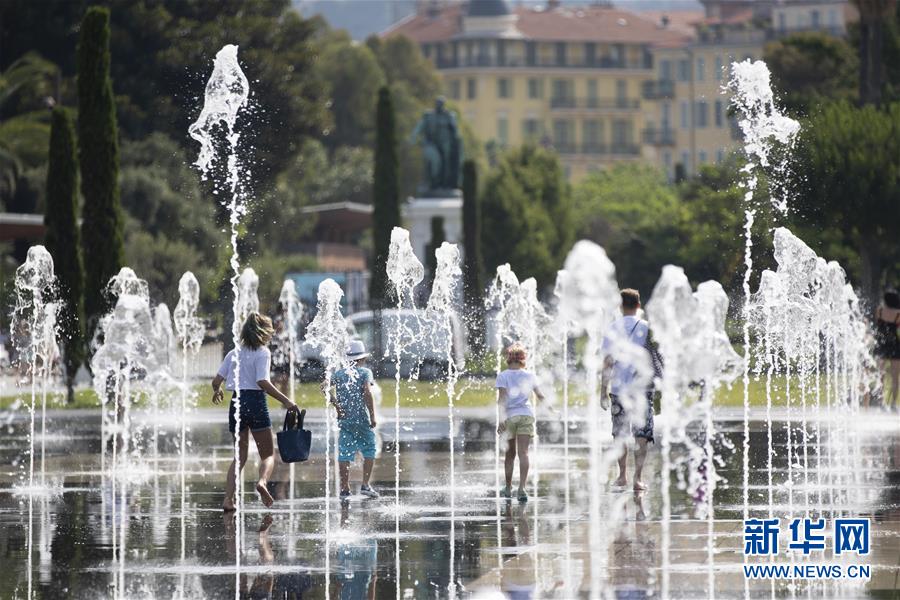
[212,312,297,511]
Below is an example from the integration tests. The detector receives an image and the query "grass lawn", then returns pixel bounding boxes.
[0,374,824,411]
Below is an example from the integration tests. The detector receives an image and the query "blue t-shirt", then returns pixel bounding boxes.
[332,366,374,426]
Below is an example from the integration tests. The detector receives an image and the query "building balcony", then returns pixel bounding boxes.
[642,127,677,146]
[642,80,675,100]
[549,97,641,111]
[435,57,648,70]
[553,143,641,157]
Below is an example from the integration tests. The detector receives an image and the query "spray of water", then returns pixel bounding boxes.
[277,278,302,544]
[173,271,203,574]
[424,242,462,596]
[91,267,165,598]
[558,241,620,597]
[304,278,351,594]
[11,246,59,600]
[385,227,424,597]
[727,59,800,527]
[646,266,743,598]
[189,45,250,582]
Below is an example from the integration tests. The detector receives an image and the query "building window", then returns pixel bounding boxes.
[551,79,574,106]
[680,101,689,129]
[585,42,597,66]
[497,40,507,66]
[811,9,820,28]
[528,78,543,99]
[660,59,673,81]
[612,119,633,145]
[828,9,838,26]
[696,57,705,82]
[497,116,509,146]
[522,118,542,140]
[716,149,725,162]
[681,150,690,172]
[448,79,461,100]
[526,42,537,66]
[662,102,672,129]
[715,100,724,127]
[587,79,598,99]
[678,59,690,82]
[715,55,723,81]
[616,80,627,101]
[497,78,511,99]
[555,42,567,67]
[553,119,573,149]
[467,78,477,100]
[583,119,603,150]
[696,101,709,128]
[698,150,707,164]
[778,13,786,31]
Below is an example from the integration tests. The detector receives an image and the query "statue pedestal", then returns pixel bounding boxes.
[402,194,463,266]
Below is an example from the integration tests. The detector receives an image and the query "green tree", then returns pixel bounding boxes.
[481,145,573,289]
[461,159,485,351]
[43,107,84,403]
[0,53,58,204]
[793,101,900,300]
[853,0,898,104]
[77,6,123,327]
[764,32,858,115]
[572,164,682,294]
[370,86,400,307]
[315,30,386,149]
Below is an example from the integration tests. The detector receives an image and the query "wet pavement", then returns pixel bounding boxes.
[1,406,898,598]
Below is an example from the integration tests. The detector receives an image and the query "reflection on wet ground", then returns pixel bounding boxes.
[1,408,898,598]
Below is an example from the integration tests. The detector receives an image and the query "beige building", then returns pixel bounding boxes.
[385,0,771,180]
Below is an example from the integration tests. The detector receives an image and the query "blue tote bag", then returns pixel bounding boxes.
[277,408,312,463]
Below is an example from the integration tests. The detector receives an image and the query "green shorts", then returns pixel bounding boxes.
[506,415,535,439]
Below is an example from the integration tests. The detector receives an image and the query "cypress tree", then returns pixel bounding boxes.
[44,107,85,404]
[461,159,485,352]
[77,6,123,330]
[370,86,401,307]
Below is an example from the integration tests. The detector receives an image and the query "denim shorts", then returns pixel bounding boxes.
[228,390,272,434]
[338,422,377,462]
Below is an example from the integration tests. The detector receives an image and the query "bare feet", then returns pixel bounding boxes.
[613,477,627,488]
[256,481,274,507]
[633,480,647,491]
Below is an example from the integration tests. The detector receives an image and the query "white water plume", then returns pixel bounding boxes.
[11,246,59,600]
[385,226,424,598]
[424,242,462,597]
[173,272,204,568]
[558,240,620,598]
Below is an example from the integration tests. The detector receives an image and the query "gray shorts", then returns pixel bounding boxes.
[610,393,654,443]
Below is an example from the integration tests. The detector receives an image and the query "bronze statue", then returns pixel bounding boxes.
[409,97,463,195]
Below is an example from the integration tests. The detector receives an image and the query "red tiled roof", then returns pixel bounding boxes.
[637,10,706,36]
[383,4,692,46]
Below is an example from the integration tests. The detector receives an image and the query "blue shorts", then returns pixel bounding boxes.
[228,390,272,434]
[338,422,377,462]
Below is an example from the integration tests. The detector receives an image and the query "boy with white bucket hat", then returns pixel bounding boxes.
[326,340,379,500]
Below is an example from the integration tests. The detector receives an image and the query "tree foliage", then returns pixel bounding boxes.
[77,6,123,325]
[793,101,900,299]
[43,107,84,402]
[573,164,682,294]
[370,86,400,306]
[481,145,573,290]
[462,159,485,350]
[764,32,858,116]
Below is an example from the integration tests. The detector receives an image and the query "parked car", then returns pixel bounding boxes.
[348,308,465,380]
